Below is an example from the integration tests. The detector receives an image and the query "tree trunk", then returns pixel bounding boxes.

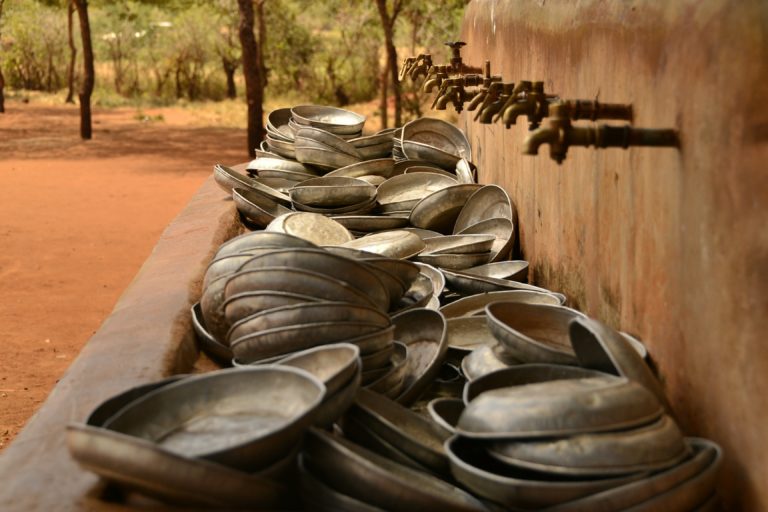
[222,58,237,99]
[255,0,268,89]
[73,0,94,140]
[379,63,388,129]
[0,0,5,113]
[65,0,77,104]
[237,0,265,158]
[375,0,402,127]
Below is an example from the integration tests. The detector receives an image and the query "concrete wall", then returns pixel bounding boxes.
[459,1,768,509]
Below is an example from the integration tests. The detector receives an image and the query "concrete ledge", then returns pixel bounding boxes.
[0,175,241,511]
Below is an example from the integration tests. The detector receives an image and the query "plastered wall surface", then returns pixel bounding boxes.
[460,1,768,509]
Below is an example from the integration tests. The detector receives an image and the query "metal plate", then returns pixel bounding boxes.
[191,302,233,365]
[223,291,321,328]
[414,262,446,297]
[333,214,409,232]
[456,217,515,262]
[266,212,354,246]
[453,185,515,234]
[326,158,397,179]
[422,234,496,255]
[291,105,366,134]
[289,176,376,208]
[440,290,564,318]
[427,397,464,437]
[233,187,292,228]
[460,344,521,381]
[340,230,425,259]
[446,316,498,354]
[401,118,471,160]
[215,230,317,260]
[442,268,567,301]
[416,251,493,270]
[298,454,385,512]
[410,184,483,234]
[463,260,529,282]
[377,172,457,207]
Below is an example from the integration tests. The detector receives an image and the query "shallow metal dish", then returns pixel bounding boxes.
[233,187,292,228]
[298,454,385,512]
[445,435,645,509]
[453,185,515,234]
[295,145,362,170]
[291,105,366,135]
[340,230,425,259]
[489,415,689,477]
[365,341,408,398]
[227,301,390,344]
[443,267,567,301]
[191,302,234,365]
[66,424,291,509]
[342,413,432,473]
[326,158,397,179]
[236,247,390,311]
[401,139,467,170]
[252,176,302,193]
[204,253,263,291]
[440,290,564,319]
[200,272,238,343]
[224,267,378,310]
[403,165,458,179]
[427,397,464,437]
[332,214,409,232]
[265,135,296,159]
[457,376,663,440]
[401,227,444,240]
[410,184,483,234]
[422,234,496,255]
[293,196,377,216]
[401,118,471,160]
[303,429,487,512]
[295,126,363,158]
[463,364,606,404]
[455,158,476,184]
[334,324,396,356]
[391,308,449,405]
[85,375,186,428]
[266,212,354,246]
[289,176,375,207]
[540,438,718,512]
[377,172,457,208]
[456,217,515,262]
[417,251,492,270]
[103,367,325,471]
[256,168,316,183]
[414,262,445,297]
[313,366,362,428]
[231,320,384,363]
[266,107,294,141]
[460,344,521,381]
[464,260,529,282]
[393,159,444,174]
[223,291,319,326]
[361,343,396,371]
[486,302,585,365]
[349,388,451,475]
[570,316,671,412]
[215,230,316,260]
[390,273,434,313]
[446,315,498,355]
[213,163,255,195]
[247,155,309,174]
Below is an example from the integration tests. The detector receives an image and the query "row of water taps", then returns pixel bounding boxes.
[400,41,679,164]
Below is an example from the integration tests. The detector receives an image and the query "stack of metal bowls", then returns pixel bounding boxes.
[397,117,472,170]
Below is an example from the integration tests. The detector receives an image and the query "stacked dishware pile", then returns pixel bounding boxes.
[397,117,473,170]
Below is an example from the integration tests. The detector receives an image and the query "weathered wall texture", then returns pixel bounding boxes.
[460,1,768,509]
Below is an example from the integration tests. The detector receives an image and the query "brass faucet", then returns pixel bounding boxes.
[464,61,502,111]
[477,82,530,124]
[444,41,483,75]
[522,102,679,164]
[492,80,534,124]
[400,54,433,81]
[502,83,634,129]
[422,65,449,93]
[432,74,485,112]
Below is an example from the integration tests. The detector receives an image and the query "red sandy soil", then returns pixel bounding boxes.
[0,101,247,451]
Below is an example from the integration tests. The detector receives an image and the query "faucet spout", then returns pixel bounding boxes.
[435,89,455,110]
[522,126,561,157]
[423,78,440,93]
[502,102,531,127]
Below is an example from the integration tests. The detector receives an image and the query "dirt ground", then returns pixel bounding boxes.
[0,100,247,450]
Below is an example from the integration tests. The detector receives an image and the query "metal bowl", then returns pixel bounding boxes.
[403,165,459,179]
[213,163,255,195]
[247,155,310,174]
[295,145,362,171]
[236,247,390,311]
[252,176,301,193]
[489,414,689,477]
[265,135,296,159]
[215,230,316,260]
[298,454,385,512]
[460,344,521,381]
[223,291,320,327]
[85,375,186,428]
[446,316,498,355]
[291,105,366,135]
[456,217,515,262]
[422,234,496,255]
[463,260,529,282]
[233,187,292,228]
[333,214,409,232]
[416,251,492,270]
[348,388,451,475]
[401,140,467,170]
[570,316,671,412]
[326,158,397,179]
[440,290,564,318]
[445,435,645,509]
[340,230,425,259]
[377,172,457,209]
[200,272,237,343]
[267,107,295,141]
[231,321,385,363]
[486,302,585,365]
[360,343,396,371]
[266,212,354,246]
[401,118,471,161]
[453,185,515,234]
[66,424,291,509]
[303,429,487,511]
[224,267,379,310]
[102,367,325,471]
[414,262,445,297]
[463,363,607,404]
[455,158,476,184]
[191,302,234,365]
[442,267,566,300]
[295,126,363,158]
[255,167,317,182]
[365,342,408,398]
[275,342,360,402]
[427,397,464,437]
[204,253,261,290]
[391,308,449,405]
[409,184,483,234]
[227,301,390,344]
[289,176,376,207]
[390,273,434,313]
[313,366,362,429]
[456,376,664,440]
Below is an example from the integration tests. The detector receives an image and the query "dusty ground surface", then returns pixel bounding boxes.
[0,100,247,450]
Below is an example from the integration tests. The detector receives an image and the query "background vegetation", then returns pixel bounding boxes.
[0,0,466,124]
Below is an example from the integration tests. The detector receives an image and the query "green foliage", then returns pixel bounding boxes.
[1,0,468,109]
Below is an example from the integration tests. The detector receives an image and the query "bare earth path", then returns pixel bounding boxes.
[0,101,246,450]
